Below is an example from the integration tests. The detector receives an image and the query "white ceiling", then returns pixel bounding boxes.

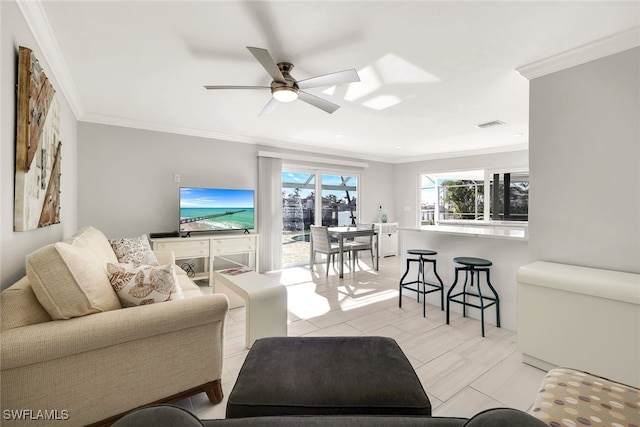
[25,1,640,163]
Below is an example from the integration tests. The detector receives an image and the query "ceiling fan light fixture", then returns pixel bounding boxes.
[272,86,299,102]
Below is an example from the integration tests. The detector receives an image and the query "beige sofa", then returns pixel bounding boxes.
[0,227,229,426]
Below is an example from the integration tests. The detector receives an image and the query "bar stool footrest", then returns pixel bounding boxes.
[400,281,443,293]
[448,297,498,311]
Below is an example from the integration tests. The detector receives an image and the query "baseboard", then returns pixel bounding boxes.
[522,354,557,372]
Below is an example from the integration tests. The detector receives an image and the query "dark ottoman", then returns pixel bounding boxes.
[226,336,431,418]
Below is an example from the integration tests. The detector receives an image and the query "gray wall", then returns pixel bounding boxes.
[528,47,640,273]
[1,0,78,289]
[78,123,258,238]
[77,123,395,239]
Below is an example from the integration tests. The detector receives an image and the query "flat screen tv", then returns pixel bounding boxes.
[179,187,255,233]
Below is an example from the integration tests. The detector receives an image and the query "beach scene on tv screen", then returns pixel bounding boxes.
[180,188,254,232]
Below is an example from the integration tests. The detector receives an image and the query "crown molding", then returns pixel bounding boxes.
[80,112,391,163]
[17,0,84,119]
[392,143,529,164]
[82,112,528,165]
[516,26,640,80]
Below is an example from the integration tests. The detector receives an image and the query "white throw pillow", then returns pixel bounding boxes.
[109,235,158,266]
[107,263,184,307]
[27,242,122,320]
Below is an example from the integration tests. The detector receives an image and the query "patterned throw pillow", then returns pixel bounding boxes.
[109,235,159,266]
[107,263,184,307]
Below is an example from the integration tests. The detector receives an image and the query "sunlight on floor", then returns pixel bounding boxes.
[268,260,396,319]
[338,288,398,311]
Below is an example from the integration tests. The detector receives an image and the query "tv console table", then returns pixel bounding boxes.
[150,234,259,286]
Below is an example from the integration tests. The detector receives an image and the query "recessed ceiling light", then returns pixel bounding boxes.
[335,134,343,138]
[512,133,524,138]
[395,146,403,149]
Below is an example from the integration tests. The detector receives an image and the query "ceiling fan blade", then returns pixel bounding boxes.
[297,69,360,89]
[298,91,340,114]
[259,98,279,116]
[247,47,285,83]
[204,85,270,90]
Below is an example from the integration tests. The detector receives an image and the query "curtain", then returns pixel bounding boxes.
[257,156,283,273]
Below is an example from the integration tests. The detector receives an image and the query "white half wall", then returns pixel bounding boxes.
[400,229,527,332]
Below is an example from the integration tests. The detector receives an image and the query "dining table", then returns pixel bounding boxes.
[327,226,379,278]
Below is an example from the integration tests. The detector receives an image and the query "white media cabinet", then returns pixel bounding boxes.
[151,233,259,285]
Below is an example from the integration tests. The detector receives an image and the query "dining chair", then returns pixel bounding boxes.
[347,223,375,270]
[310,225,348,277]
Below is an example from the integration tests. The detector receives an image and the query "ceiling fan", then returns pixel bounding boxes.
[204,46,360,115]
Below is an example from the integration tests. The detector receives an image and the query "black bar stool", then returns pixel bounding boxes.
[446,257,500,337]
[398,249,444,317]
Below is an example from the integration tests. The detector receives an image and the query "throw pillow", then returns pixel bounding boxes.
[107,263,184,307]
[109,235,159,266]
[27,242,122,320]
[67,226,119,266]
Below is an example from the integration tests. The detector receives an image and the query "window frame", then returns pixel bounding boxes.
[282,166,362,227]
[419,167,528,227]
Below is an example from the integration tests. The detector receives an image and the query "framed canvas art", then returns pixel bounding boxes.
[14,46,62,231]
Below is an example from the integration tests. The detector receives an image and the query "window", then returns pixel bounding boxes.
[321,174,358,227]
[282,171,315,233]
[281,170,359,266]
[420,169,528,225]
[440,179,484,221]
[489,172,529,221]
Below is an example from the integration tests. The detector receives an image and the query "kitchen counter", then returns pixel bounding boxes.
[400,224,527,240]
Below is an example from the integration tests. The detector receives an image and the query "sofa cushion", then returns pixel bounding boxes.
[110,234,159,266]
[107,263,184,307]
[26,242,122,320]
[530,367,640,427]
[69,226,119,266]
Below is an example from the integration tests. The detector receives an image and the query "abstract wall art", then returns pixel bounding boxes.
[15,46,62,231]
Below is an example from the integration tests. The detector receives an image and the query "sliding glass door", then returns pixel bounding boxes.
[282,169,359,267]
[321,174,358,227]
[282,171,315,266]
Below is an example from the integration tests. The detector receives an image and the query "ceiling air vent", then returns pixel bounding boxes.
[476,120,505,129]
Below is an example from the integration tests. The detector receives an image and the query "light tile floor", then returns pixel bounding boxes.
[178,256,546,420]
